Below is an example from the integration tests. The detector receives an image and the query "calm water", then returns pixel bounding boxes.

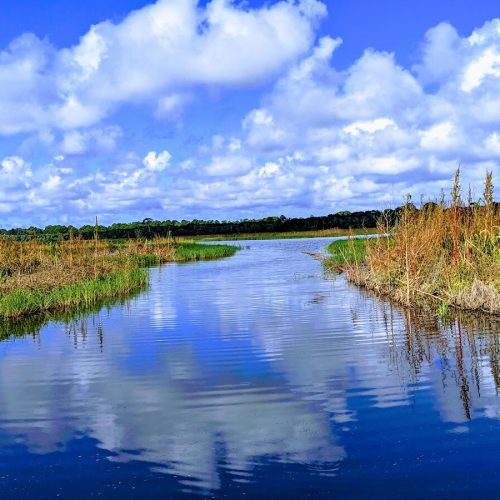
[0,238,499,498]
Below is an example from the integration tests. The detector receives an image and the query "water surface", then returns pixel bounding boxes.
[0,238,499,498]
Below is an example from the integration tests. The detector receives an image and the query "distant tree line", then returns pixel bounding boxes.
[0,209,404,241]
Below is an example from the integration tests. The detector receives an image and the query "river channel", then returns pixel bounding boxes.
[0,238,498,498]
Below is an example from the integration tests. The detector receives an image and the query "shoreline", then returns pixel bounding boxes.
[0,241,240,320]
[325,237,500,317]
[190,228,378,241]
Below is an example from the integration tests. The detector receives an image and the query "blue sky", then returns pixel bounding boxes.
[0,0,498,227]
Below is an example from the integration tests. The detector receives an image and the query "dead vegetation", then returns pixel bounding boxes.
[329,170,499,315]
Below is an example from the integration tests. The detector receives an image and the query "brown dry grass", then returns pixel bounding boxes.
[341,170,499,315]
[0,232,176,295]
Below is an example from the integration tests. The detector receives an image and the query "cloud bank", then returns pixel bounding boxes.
[0,1,499,226]
[0,0,325,135]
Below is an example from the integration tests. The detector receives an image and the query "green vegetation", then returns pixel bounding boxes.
[194,227,378,241]
[326,238,369,266]
[0,268,148,319]
[0,233,239,319]
[326,170,499,316]
[129,242,239,265]
[174,243,239,261]
[1,211,389,241]
[0,292,143,341]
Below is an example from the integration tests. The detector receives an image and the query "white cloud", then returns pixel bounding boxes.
[0,14,499,226]
[41,175,62,191]
[206,155,252,176]
[155,93,191,119]
[415,22,462,84]
[60,131,87,155]
[176,19,499,214]
[420,122,461,152]
[461,47,500,92]
[258,162,281,178]
[484,133,500,157]
[0,0,326,135]
[1,155,29,174]
[59,126,122,155]
[143,150,172,171]
[343,118,395,137]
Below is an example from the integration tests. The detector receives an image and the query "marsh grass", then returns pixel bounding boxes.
[0,286,147,340]
[326,238,369,267]
[327,170,499,315]
[0,268,148,319]
[0,234,239,318]
[193,228,378,241]
[174,242,240,261]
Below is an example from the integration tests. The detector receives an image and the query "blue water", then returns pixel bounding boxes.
[0,238,499,498]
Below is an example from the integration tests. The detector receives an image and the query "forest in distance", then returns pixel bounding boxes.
[0,207,417,240]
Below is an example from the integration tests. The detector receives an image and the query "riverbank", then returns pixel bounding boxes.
[0,237,239,318]
[192,227,378,241]
[326,171,499,316]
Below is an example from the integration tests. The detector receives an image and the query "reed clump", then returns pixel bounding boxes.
[328,170,499,315]
[173,242,239,261]
[0,232,239,318]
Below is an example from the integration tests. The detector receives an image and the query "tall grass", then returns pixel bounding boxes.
[174,243,239,261]
[327,170,499,315]
[0,233,239,319]
[0,268,148,319]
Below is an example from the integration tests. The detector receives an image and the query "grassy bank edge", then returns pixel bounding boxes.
[192,228,378,241]
[0,242,240,319]
[324,237,371,267]
[0,268,149,319]
[325,237,499,317]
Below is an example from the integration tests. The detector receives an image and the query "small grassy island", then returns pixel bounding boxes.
[0,234,238,319]
[326,170,499,316]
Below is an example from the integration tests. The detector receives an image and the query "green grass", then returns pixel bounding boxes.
[130,253,161,266]
[325,238,369,267]
[130,243,240,264]
[174,242,240,261]
[0,268,149,319]
[0,240,240,321]
[193,228,378,241]
[0,287,147,340]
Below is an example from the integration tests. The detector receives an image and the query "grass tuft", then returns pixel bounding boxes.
[0,268,148,319]
[174,243,240,261]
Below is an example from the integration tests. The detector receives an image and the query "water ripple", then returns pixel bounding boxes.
[0,237,498,496]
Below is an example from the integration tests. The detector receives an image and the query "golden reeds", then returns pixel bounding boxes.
[330,170,499,315]
[0,234,238,318]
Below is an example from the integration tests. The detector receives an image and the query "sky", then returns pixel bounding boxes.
[0,0,499,227]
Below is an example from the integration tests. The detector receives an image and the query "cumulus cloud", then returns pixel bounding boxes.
[0,11,499,226]
[0,0,326,135]
[143,150,172,171]
[167,19,500,215]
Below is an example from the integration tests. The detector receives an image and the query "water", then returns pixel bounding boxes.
[0,238,498,498]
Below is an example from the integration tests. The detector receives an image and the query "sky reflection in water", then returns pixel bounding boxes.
[0,238,498,498]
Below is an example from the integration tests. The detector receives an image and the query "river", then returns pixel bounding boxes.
[0,237,499,498]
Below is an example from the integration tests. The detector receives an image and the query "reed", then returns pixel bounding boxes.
[0,268,148,319]
[174,242,240,261]
[326,170,499,315]
[0,234,239,318]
